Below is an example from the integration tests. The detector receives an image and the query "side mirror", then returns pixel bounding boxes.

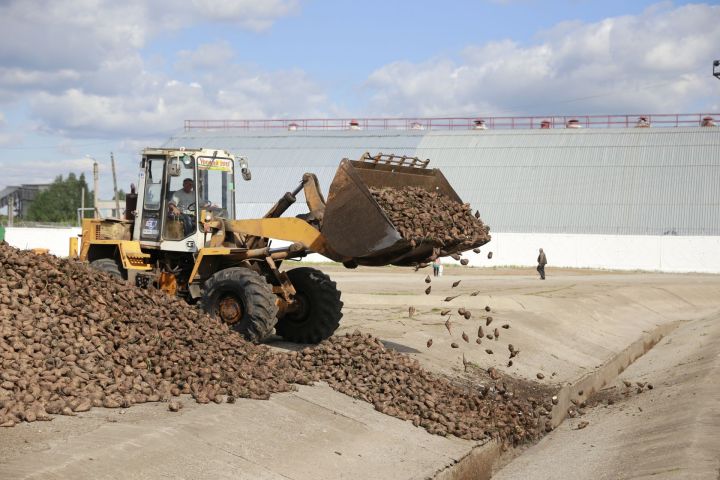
[238,156,251,181]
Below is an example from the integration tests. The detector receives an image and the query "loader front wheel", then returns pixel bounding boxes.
[202,268,279,343]
[90,258,126,280]
[276,267,343,344]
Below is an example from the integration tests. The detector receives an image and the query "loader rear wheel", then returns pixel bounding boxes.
[276,267,343,344]
[90,258,126,280]
[202,267,278,343]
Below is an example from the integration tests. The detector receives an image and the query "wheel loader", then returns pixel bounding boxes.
[78,148,489,343]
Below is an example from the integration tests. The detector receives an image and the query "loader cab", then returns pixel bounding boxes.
[134,148,239,252]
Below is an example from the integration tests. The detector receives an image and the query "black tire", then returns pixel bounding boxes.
[202,267,278,343]
[90,258,126,280]
[276,267,343,344]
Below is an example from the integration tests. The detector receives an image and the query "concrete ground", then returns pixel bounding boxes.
[0,383,481,480]
[328,266,720,387]
[493,311,720,479]
[1,266,719,479]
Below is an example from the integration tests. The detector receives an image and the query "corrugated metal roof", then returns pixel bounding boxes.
[165,127,720,235]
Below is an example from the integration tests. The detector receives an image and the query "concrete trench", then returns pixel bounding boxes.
[4,269,717,479]
[433,320,683,480]
[0,321,678,480]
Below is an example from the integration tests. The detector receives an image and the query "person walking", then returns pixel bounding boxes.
[432,257,441,277]
[537,248,547,280]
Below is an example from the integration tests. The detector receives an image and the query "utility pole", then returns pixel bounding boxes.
[80,186,85,226]
[93,161,100,219]
[111,152,120,218]
[7,194,14,227]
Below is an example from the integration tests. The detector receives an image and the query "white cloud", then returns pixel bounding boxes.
[2,0,718,153]
[0,157,96,185]
[364,3,720,116]
[0,0,313,138]
[0,0,298,92]
[190,0,299,30]
[28,63,332,138]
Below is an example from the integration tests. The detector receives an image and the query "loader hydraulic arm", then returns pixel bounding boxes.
[221,217,346,263]
[243,173,328,252]
[263,173,326,222]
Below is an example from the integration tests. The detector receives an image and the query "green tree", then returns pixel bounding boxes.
[26,173,93,222]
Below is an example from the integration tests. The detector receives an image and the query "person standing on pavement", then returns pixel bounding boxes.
[537,248,547,280]
[432,257,441,277]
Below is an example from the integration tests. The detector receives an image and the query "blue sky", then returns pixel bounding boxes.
[0,0,718,198]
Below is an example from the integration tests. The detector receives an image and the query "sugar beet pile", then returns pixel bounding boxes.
[369,186,490,247]
[0,244,548,444]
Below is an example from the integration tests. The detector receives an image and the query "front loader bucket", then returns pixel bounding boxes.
[321,153,483,267]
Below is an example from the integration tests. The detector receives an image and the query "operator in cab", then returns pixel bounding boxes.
[168,177,196,235]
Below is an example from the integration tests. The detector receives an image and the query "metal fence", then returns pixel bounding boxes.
[185,113,719,131]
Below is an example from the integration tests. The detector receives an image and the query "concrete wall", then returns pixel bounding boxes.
[454,233,720,274]
[5,227,81,258]
[4,227,720,273]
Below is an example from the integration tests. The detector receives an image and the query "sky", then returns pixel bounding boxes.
[0,0,718,198]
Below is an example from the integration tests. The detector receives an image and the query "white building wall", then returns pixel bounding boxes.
[4,227,720,274]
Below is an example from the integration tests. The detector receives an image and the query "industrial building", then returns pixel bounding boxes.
[161,113,719,273]
[0,183,51,220]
